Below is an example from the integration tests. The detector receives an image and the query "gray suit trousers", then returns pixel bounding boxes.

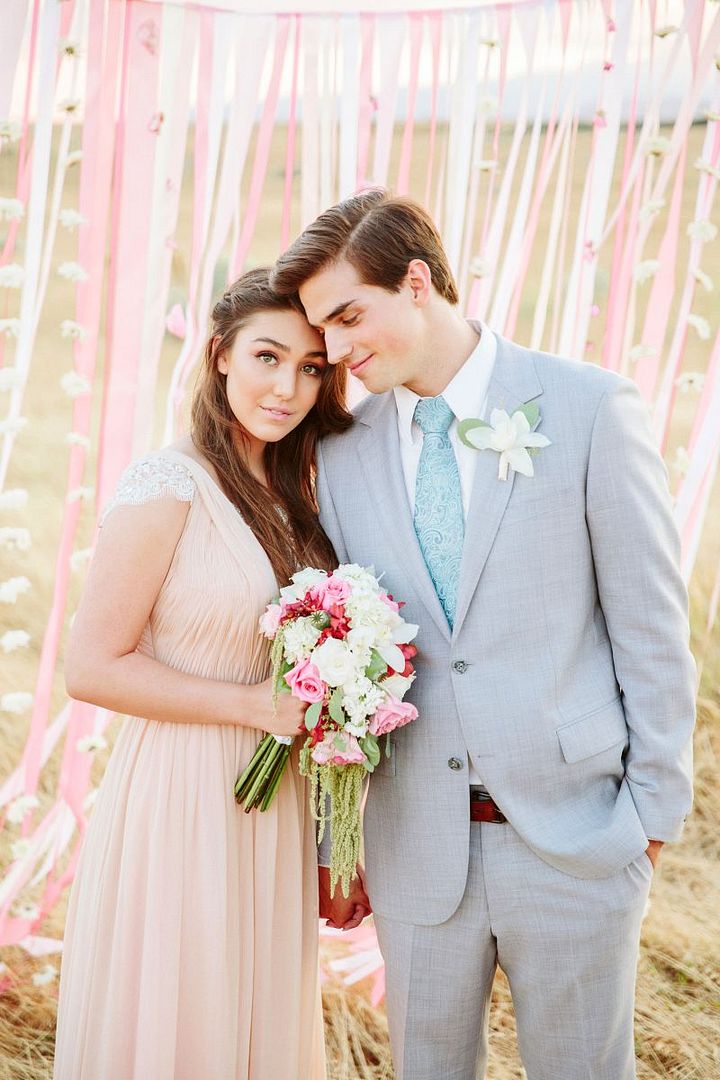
[374,821,653,1080]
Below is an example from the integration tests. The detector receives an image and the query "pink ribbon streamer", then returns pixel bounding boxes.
[230,15,290,278]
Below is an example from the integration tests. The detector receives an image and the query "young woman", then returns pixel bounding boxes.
[53,268,352,1080]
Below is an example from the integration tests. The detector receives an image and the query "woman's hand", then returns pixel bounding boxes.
[247,678,308,738]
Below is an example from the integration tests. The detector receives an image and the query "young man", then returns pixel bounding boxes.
[271,190,695,1080]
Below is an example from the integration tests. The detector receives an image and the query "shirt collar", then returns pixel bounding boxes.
[394,321,496,444]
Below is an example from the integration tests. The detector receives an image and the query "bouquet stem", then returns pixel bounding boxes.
[235,735,292,812]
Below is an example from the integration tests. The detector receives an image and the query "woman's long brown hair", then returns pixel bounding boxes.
[191,267,352,586]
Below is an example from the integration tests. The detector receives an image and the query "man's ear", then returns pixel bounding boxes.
[406,259,433,305]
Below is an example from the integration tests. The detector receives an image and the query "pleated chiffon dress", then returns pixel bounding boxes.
[53,450,326,1080]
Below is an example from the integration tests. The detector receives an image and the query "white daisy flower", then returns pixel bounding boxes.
[475,159,497,172]
[675,372,705,394]
[633,259,660,284]
[0,488,28,509]
[0,368,23,392]
[0,198,24,222]
[638,199,665,222]
[60,319,87,340]
[687,220,718,243]
[11,839,32,862]
[0,264,25,289]
[0,417,28,435]
[687,313,711,340]
[1,630,31,654]
[66,150,83,167]
[629,344,657,364]
[59,208,87,230]
[67,486,94,503]
[0,121,22,143]
[0,318,21,338]
[0,527,31,552]
[70,548,92,571]
[57,262,88,283]
[13,902,40,921]
[32,965,57,987]
[644,135,671,156]
[60,371,92,398]
[469,256,492,278]
[694,157,720,180]
[1,692,33,714]
[691,267,714,292]
[66,433,90,449]
[0,576,31,603]
[6,793,39,824]
[76,734,108,753]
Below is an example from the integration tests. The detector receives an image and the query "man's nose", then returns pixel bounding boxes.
[324,327,353,366]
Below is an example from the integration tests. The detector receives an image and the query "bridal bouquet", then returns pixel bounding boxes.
[234,564,419,896]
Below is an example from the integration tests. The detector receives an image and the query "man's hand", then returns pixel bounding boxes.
[645,839,664,869]
[319,864,372,930]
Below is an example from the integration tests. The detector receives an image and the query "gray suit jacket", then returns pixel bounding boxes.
[316,334,695,925]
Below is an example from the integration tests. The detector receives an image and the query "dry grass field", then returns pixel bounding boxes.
[0,121,718,1079]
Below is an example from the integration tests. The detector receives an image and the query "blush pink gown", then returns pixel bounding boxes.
[53,449,326,1080]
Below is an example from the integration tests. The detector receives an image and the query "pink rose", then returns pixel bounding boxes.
[379,591,400,613]
[284,659,326,703]
[310,732,367,766]
[259,604,282,639]
[369,696,418,737]
[309,576,351,613]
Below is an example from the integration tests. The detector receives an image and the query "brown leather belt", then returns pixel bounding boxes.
[470,786,506,823]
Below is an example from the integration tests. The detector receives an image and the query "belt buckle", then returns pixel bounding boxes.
[470,786,506,824]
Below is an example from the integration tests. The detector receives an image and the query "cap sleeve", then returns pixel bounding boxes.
[100,453,196,526]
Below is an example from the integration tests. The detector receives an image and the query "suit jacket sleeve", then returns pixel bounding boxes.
[585,377,696,842]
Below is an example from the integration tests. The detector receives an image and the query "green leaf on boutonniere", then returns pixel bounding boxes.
[516,402,540,428]
[304,700,322,731]
[360,735,381,769]
[458,417,491,449]
[328,688,345,725]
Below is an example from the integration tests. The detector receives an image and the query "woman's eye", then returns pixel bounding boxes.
[301,363,323,376]
[258,352,278,365]
[341,315,358,327]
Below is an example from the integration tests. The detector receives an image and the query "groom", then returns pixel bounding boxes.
[271,190,696,1079]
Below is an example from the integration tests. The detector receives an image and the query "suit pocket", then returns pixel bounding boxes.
[556,696,627,763]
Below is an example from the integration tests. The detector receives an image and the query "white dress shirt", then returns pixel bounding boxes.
[393,322,496,785]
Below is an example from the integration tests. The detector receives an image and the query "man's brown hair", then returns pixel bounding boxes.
[271,189,459,305]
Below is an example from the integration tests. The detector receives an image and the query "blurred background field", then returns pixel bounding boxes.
[1,119,719,1079]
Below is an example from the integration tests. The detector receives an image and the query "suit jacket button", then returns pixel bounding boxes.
[448,757,464,771]
[452,660,468,674]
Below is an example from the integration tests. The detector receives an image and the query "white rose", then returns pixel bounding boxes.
[312,637,358,687]
[382,673,416,700]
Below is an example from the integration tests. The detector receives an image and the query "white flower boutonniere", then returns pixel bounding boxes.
[458,404,551,481]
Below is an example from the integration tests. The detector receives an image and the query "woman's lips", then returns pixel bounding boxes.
[260,406,292,420]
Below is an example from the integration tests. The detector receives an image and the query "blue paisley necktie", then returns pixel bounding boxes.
[413,395,464,628]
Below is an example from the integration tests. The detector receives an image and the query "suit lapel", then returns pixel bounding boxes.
[357,394,452,642]
[452,337,544,637]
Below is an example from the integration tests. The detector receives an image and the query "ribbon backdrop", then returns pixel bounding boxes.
[0,0,718,991]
